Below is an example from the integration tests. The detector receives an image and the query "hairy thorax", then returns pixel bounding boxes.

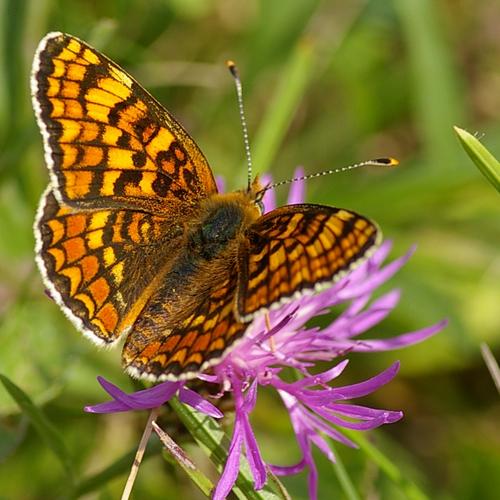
[188,191,262,260]
[151,190,262,323]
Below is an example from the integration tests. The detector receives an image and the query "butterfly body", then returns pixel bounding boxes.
[32,32,381,381]
[135,188,263,328]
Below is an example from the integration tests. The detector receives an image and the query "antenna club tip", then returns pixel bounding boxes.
[374,157,399,167]
[226,60,238,77]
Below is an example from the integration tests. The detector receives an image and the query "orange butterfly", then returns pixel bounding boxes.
[32,32,384,381]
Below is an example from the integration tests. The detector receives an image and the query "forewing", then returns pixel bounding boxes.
[35,188,181,344]
[32,32,217,214]
[122,267,246,381]
[237,204,381,320]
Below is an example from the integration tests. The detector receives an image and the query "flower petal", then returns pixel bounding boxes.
[85,400,133,414]
[283,360,349,390]
[287,166,305,204]
[370,240,394,268]
[303,410,357,447]
[244,380,259,411]
[352,319,447,352]
[179,386,223,418]
[324,290,401,340]
[261,173,275,212]
[310,433,335,462]
[314,406,403,429]
[213,419,244,500]
[329,362,400,399]
[85,377,180,413]
[307,453,319,500]
[269,458,307,476]
[328,402,402,418]
[242,416,267,489]
[337,247,414,300]
[215,175,225,193]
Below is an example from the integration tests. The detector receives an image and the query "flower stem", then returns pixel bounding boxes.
[121,407,160,500]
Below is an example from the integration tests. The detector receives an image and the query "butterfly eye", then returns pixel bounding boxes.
[254,190,265,213]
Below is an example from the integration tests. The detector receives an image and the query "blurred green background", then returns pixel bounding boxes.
[0,0,499,498]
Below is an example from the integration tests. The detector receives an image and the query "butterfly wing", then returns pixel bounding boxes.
[32,32,219,346]
[35,189,181,344]
[122,266,246,381]
[32,32,217,214]
[237,204,381,321]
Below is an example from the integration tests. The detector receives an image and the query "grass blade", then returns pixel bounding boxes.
[0,373,75,484]
[393,0,463,169]
[454,126,500,191]
[251,39,315,176]
[0,0,27,136]
[328,440,361,500]
[480,342,500,394]
[342,428,429,500]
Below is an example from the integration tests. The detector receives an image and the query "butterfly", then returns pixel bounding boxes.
[32,32,382,381]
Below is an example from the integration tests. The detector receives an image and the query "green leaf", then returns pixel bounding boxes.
[0,373,75,484]
[169,397,287,499]
[454,126,500,192]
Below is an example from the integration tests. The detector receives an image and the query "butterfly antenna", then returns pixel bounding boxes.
[262,157,399,193]
[227,60,253,190]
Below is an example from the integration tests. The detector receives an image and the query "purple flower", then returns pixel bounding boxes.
[85,376,223,418]
[85,168,446,499]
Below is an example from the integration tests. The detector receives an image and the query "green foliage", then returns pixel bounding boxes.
[454,126,500,191]
[0,0,498,498]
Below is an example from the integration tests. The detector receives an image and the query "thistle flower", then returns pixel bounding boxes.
[85,169,446,499]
